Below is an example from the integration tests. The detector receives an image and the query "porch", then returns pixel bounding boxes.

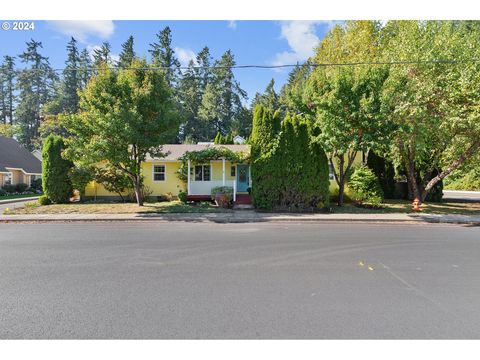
[186,158,251,204]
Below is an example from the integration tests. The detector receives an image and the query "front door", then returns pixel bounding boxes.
[236,165,250,192]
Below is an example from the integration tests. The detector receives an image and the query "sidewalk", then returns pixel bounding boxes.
[1,210,479,225]
[0,196,39,205]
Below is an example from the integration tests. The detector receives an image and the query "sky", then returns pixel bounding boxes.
[0,20,336,102]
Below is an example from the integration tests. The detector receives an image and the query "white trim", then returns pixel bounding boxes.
[187,159,191,195]
[222,157,226,186]
[152,163,167,182]
[4,167,41,176]
[193,162,212,182]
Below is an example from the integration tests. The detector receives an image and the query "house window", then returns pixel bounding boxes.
[231,166,236,177]
[4,172,12,185]
[153,165,166,181]
[194,165,210,181]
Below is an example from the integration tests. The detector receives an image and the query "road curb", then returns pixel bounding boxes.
[0,197,39,206]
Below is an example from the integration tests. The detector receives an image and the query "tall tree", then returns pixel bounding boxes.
[92,42,113,68]
[62,37,81,113]
[78,48,92,89]
[0,56,16,124]
[149,26,180,86]
[64,59,180,206]
[118,36,135,69]
[178,59,203,142]
[279,63,312,115]
[16,39,57,150]
[252,79,279,110]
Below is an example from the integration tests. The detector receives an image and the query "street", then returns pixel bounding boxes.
[0,222,480,339]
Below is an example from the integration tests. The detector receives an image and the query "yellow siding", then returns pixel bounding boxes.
[84,181,130,197]
[142,161,185,196]
[210,160,237,181]
[329,151,365,190]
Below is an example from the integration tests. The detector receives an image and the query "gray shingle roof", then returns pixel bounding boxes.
[146,144,250,161]
[0,136,42,174]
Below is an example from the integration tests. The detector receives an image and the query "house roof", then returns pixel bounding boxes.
[146,144,250,161]
[0,136,42,174]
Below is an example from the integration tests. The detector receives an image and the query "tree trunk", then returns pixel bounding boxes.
[133,177,143,206]
[337,155,345,206]
[421,140,480,202]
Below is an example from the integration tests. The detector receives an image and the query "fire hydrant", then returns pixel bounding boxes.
[412,198,421,212]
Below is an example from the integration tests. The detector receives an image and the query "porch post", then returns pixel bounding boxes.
[222,157,226,186]
[187,159,191,195]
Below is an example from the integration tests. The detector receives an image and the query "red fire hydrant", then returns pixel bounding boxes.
[412,198,421,212]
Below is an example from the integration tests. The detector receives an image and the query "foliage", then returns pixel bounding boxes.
[445,167,480,191]
[64,59,180,206]
[252,79,279,110]
[366,150,396,198]
[38,195,52,205]
[214,132,234,144]
[93,167,132,202]
[0,188,6,196]
[1,184,16,193]
[69,166,94,197]
[251,106,330,211]
[42,134,73,203]
[15,183,29,193]
[30,178,43,191]
[0,55,16,125]
[118,36,136,69]
[211,186,234,208]
[178,190,188,203]
[348,165,384,205]
[177,146,249,182]
[0,123,18,137]
[149,26,181,86]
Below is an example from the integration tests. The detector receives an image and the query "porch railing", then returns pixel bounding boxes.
[189,179,237,201]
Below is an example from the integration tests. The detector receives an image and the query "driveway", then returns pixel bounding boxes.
[1,222,480,339]
[443,190,480,203]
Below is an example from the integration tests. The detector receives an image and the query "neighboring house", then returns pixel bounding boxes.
[0,136,42,187]
[233,135,246,144]
[32,149,42,161]
[84,144,252,204]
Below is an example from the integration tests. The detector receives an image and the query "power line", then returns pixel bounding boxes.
[3,58,480,73]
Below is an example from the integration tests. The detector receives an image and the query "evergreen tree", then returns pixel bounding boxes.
[42,134,73,203]
[149,26,180,86]
[195,47,212,91]
[16,40,57,150]
[178,59,203,142]
[366,150,396,199]
[62,37,81,113]
[0,56,16,124]
[279,63,312,115]
[92,42,112,68]
[118,36,135,68]
[252,79,279,110]
[78,48,92,89]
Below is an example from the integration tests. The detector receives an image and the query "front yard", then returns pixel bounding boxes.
[4,200,231,215]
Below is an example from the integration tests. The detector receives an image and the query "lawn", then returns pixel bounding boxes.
[3,200,230,215]
[331,199,480,215]
[0,194,40,201]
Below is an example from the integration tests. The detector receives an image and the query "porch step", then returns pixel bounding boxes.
[235,194,252,205]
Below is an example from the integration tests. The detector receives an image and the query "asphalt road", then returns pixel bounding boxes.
[443,190,480,202]
[1,222,480,339]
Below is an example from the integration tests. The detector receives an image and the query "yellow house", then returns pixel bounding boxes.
[84,144,252,204]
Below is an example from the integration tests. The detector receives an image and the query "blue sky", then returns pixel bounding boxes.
[0,20,335,102]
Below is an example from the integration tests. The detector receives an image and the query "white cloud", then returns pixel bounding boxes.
[228,20,237,29]
[175,47,197,67]
[271,21,340,67]
[47,20,115,43]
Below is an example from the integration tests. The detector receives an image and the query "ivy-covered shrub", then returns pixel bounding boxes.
[251,105,330,211]
[42,134,74,204]
[349,165,384,205]
[38,195,52,205]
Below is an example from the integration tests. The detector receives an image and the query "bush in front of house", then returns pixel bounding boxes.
[38,195,52,206]
[348,165,384,206]
[1,184,16,193]
[0,188,7,196]
[178,190,188,203]
[14,183,28,193]
[251,105,330,211]
[366,150,396,199]
[42,134,74,204]
[211,186,234,208]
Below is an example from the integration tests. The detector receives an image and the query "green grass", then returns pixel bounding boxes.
[4,200,231,215]
[0,194,40,201]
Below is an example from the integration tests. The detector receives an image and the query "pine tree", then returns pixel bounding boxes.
[0,56,15,124]
[149,26,180,86]
[62,37,81,113]
[92,42,112,68]
[118,36,135,69]
[252,79,279,110]
[78,48,92,89]
[195,47,212,91]
[16,40,57,150]
[178,59,202,142]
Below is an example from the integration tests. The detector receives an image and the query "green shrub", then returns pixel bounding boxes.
[2,184,16,193]
[0,189,7,196]
[178,190,188,203]
[30,178,43,191]
[38,195,52,205]
[349,166,384,205]
[366,150,396,198]
[15,183,28,193]
[211,186,234,201]
[42,135,73,203]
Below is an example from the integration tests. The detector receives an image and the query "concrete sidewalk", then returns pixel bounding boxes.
[1,210,479,225]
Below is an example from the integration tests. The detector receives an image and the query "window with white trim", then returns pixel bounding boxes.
[230,166,236,177]
[4,172,12,185]
[153,165,166,181]
[194,165,210,181]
